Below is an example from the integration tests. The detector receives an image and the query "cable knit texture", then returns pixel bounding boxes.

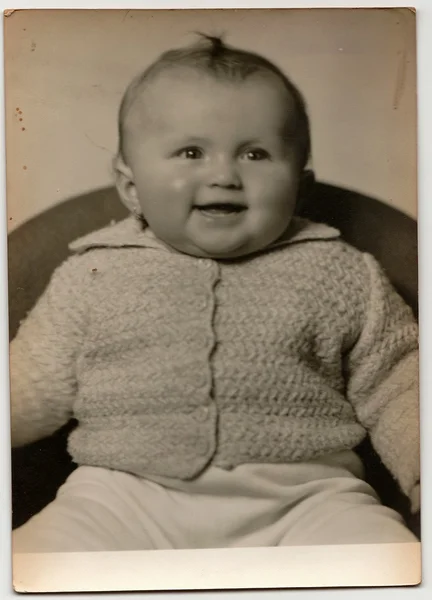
[9,216,420,503]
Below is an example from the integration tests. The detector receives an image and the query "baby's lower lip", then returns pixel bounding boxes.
[194,204,247,217]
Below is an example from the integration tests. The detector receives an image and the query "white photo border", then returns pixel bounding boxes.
[1,1,431,599]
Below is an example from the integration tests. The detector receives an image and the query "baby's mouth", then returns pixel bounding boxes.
[194,203,247,216]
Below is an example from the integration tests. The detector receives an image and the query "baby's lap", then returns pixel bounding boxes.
[13,464,417,552]
[15,461,395,518]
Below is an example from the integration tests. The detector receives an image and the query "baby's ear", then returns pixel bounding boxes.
[113,155,142,216]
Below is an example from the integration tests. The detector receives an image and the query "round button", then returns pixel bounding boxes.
[194,406,211,422]
[195,436,212,456]
[194,372,210,388]
[197,258,216,271]
[197,296,208,310]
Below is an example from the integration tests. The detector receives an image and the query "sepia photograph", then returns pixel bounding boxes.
[4,6,421,593]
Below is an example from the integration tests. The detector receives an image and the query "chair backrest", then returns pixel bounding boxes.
[7,181,418,341]
[8,182,420,536]
[8,187,127,340]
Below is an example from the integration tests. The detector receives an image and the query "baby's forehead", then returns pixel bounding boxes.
[125,66,296,129]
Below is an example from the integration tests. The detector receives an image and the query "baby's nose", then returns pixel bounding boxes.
[206,157,242,189]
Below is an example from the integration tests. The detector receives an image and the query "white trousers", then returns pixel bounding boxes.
[13,451,417,553]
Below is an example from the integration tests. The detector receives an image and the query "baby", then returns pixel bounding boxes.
[10,36,420,552]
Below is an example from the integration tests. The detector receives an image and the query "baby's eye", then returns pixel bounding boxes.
[178,147,204,160]
[242,148,270,161]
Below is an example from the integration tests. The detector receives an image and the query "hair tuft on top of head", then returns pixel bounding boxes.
[193,32,227,58]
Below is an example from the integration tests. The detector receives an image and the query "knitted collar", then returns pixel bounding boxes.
[69,215,340,255]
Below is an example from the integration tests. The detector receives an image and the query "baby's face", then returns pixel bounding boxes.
[122,69,302,259]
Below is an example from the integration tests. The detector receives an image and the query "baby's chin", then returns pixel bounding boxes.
[168,236,271,260]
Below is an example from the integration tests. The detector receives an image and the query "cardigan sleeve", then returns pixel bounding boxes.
[9,257,88,448]
[344,253,420,511]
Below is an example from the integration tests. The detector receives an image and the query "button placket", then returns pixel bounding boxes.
[192,258,219,457]
[195,259,220,311]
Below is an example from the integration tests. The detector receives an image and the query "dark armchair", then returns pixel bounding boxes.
[8,181,420,537]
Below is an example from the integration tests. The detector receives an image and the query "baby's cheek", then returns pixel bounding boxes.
[170,177,192,193]
[167,177,199,210]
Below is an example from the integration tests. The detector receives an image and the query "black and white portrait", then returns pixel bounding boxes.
[3,6,423,594]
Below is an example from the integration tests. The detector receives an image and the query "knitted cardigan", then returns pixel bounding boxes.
[9,216,420,506]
